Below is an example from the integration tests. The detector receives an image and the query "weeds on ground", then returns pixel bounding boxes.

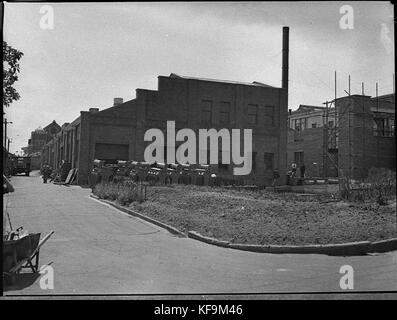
[341,168,396,205]
[93,181,145,205]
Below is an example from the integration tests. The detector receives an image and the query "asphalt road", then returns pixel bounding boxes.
[3,173,397,296]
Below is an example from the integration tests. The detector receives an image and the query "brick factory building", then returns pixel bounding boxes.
[42,73,288,186]
[287,93,395,180]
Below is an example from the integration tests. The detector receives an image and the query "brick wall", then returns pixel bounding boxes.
[287,127,330,177]
[337,95,395,180]
[136,76,288,186]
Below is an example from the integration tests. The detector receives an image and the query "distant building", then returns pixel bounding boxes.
[27,128,47,154]
[43,120,61,142]
[42,73,288,186]
[22,121,61,169]
[287,93,395,179]
[24,121,61,155]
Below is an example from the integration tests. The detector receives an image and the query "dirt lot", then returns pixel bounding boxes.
[127,185,397,245]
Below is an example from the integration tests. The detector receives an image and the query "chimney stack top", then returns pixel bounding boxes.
[89,108,99,113]
[113,97,123,106]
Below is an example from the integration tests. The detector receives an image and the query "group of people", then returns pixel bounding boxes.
[41,164,53,183]
[271,162,306,187]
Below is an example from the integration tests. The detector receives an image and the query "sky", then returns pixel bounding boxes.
[3,1,395,154]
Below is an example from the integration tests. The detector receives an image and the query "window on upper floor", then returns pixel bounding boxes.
[293,118,307,132]
[201,100,213,126]
[373,117,395,137]
[264,105,275,126]
[248,104,258,125]
[219,102,230,126]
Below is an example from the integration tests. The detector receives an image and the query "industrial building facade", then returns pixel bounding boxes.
[287,93,395,180]
[42,74,288,186]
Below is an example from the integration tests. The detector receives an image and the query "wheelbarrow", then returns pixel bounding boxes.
[3,231,54,285]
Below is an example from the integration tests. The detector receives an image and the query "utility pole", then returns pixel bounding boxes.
[393,73,395,107]
[376,82,380,167]
[7,138,11,152]
[376,82,379,111]
[323,101,329,178]
[3,118,13,149]
[334,70,337,128]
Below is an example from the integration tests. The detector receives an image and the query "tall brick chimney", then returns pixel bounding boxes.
[282,26,289,102]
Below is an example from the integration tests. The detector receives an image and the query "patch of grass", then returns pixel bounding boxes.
[93,182,145,205]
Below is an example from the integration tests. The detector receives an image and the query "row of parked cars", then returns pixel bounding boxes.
[89,160,215,188]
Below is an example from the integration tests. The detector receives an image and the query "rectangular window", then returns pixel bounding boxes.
[264,105,275,126]
[312,123,317,128]
[264,153,274,171]
[294,118,307,132]
[373,118,395,137]
[248,104,258,125]
[201,100,213,126]
[219,102,231,125]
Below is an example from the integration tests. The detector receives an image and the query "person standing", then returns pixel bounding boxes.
[291,162,297,178]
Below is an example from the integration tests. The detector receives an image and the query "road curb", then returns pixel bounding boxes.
[187,231,230,248]
[187,231,397,256]
[90,195,186,237]
[229,241,372,256]
[90,195,397,256]
[369,238,397,253]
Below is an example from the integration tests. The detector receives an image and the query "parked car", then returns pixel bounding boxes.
[12,156,31,176]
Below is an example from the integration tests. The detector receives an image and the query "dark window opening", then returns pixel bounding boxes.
[248,104,258,125]
[373,118,395,137]
[201,100,213,126]
[264,105,275,126]
[219,102,231,125]
[264,153,274,171]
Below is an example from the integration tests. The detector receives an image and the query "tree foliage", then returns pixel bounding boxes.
[3,41,24,107]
